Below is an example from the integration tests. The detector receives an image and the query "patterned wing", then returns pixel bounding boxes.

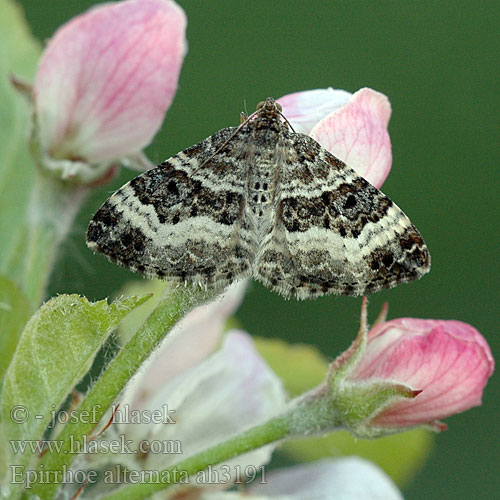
[253,132,431,299]
[86,127,255,289]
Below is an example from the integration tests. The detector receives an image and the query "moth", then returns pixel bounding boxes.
[86,98,430,299]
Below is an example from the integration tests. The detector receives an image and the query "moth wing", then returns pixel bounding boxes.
[86,127,254,288]
[254,133,430,299]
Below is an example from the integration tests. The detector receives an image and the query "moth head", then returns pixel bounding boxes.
[256,98,282,113]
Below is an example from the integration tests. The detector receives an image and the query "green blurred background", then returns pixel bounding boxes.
[16,0,498,498]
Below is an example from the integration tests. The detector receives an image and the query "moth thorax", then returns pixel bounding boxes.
[249,166,273,221]
[253,115,283,133]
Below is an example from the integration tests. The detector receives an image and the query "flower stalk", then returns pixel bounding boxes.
[89,383,342,499]
[23,170,89,307]
[99,415,292,500]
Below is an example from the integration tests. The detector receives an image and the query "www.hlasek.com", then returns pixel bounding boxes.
[10,434,182,456]
[11,464,267,489]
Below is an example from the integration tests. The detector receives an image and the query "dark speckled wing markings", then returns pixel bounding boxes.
[254,130,430,298]
[86,127,256,288]
[87,97,430,299]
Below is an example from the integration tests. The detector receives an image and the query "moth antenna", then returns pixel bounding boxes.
[194,100,294,174]
[276,109,296,133]
[193,107,262,174]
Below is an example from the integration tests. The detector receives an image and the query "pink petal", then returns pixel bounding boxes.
[310,88,392,188]
[34,0,187,163]
[351,319,494,427]
[277,88,352,135]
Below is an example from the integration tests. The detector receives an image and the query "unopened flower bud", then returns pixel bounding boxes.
[324,300,494,437]
[348,316,494,431]
[32,0,187,183]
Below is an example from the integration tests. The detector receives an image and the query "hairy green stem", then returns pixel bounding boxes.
[32,285,221,499]
[23,171,88,308]
[101,397,339,500]
[100,415,291,500]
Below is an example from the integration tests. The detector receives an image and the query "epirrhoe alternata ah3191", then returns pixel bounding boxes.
[86,98,430,299]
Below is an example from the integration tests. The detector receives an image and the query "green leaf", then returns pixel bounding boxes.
[33,284,221,499]
[0,275,30,389]
[115,279,166,344]
[0,0,41,282]
[0,293,151,467]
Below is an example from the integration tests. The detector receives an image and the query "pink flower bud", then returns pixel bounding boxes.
[33,0,186,172]
[349,318,494,429]
[278,88,392,188]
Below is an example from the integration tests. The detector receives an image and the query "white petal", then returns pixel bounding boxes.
[123,331,286,473]
[120,281,248,413]
[277,88,352,135]
[248,457,403,500]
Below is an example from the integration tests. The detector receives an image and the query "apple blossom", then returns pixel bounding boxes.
[130,331,285,471]
[53,294,493,498]
[124,280,249,406]
[20,0,187,306]
[32,0,187,183]
[278,87,392,188]
[349,316,495,430]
